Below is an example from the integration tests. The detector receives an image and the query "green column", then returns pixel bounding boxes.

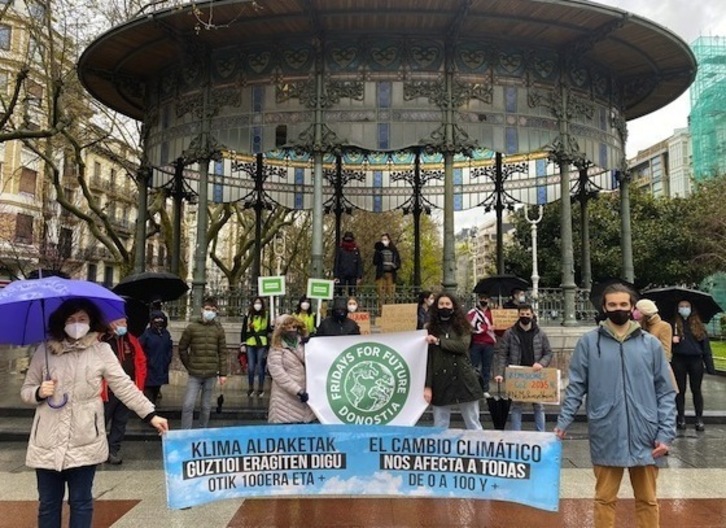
[310,44,324,279]
[619,172,634,283]
[442,151,456,292]
[133,167,149,274]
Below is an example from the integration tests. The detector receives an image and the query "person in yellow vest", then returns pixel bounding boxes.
[293,295,316,337]
[240,296,271,397]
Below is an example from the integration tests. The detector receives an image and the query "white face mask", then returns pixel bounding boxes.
[65,322,90,340]
[202,309,216,321]
[253,303,263,311]
[517,295,526,303]
[300,302,311,311]
[347,304,358,313]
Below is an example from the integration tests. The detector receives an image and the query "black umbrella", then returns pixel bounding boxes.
[486,381,512,431]
[589,278,639,314]
[121,296,150,338]
[112,271,189,303]
[641,286,723,324]
[216,393,225,414]
[473,275,529,300]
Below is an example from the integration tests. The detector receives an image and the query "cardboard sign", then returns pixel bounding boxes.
[258,276,285,297]
[378,303,418,333]
[307,278,335,300]
[504,366,560,404]
[348,311,371,334]
[490,309,519,330]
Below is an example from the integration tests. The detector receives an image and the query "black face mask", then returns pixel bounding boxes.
[334,310,348,321]
[478,300,488,308]
[605,309,631,326]
[518,316,532,326]
[438,308,453,320]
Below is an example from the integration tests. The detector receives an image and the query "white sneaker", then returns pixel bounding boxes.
[483,392,492,399]
[257,391,265,398]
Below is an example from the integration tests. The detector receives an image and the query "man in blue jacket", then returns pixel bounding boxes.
[555,283,676,528]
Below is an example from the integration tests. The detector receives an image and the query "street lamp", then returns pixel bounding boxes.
[524,205,543,313]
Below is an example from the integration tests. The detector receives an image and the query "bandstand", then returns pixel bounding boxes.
[78,0,696,323]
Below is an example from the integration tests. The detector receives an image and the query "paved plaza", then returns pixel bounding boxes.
[1,349,725,527]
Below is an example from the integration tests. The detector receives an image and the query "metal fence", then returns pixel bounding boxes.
[163,285,599,325]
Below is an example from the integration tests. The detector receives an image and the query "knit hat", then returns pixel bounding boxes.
[635,299,658,316]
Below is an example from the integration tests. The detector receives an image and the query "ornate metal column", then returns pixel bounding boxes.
[133,165,150,274]
[618,171,635,283]
[573,162,600,291]
[392,148,438,289]
[310,39,325,279]
[170,158,185,276]
[324,153,363,247]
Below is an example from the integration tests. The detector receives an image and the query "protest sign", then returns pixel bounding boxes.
[490,309,519,330]
[348,311,371,334]
[305,331,428,426]
[163,424,561,511]
[504,366,561,403]
[258,276,285,297]
[378,303,418,332]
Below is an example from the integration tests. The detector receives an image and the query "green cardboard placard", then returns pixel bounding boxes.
[258,276,285,297]
[307,278,334,300]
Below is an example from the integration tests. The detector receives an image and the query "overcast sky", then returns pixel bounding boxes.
[453,0,726,230]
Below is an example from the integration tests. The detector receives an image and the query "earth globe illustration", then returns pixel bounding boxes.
[344,361,396,413]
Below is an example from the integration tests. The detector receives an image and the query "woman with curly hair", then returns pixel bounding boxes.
[267,315,315,424]
[424,293,483,430]
[671,300,716,431]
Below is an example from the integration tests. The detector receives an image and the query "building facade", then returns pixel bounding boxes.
[628,128,692,198]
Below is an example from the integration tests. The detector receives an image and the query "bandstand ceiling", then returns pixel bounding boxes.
[79,0,696,121]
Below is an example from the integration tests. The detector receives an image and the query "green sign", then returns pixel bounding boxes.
[326,342,410,425]
[307,278,334,300]
[258,276,285,296]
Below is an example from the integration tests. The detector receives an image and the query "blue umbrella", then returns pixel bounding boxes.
[0,277,126,409]
[0,277,126,345]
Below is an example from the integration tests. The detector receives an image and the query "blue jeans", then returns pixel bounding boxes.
[181,375,216,429]
[37,465,96,528]
[509,401,546,432]
[247,346,267,390]
[469,342,495,393]
[432,400,483,430]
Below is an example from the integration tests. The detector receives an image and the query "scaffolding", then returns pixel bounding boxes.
[690,36,726,180]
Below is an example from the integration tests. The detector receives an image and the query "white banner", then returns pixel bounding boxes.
[305,331,429,426]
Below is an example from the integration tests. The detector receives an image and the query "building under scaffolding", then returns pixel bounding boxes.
[691,36,726,180]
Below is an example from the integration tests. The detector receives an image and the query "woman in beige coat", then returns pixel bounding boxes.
[21,298,168,528]
[267,315,316,424]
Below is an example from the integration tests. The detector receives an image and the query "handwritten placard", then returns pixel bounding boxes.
[490,309,519,331]
[504,366,560,404]
[378,304,418,333]
[348,312,371,334]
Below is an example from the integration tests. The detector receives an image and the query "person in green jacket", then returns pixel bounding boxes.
[424,293,483,430]
[179,298,228,429]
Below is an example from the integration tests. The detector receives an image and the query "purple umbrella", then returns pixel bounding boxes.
[0,277,126,408]
[0,277,126,345]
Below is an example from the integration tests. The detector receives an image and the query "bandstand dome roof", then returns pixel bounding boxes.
[79,0,696,122]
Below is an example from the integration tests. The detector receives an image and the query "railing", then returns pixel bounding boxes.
[162,285,599,325]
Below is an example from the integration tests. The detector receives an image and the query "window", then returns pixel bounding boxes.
[59,228,72,258]
[110,168,116,188]
[19,167,37,195]
[93,161,101,178]
[25,79,43,107]
[0,25,11,51]
[103,266,113,288]
[14,213,33,243]
[27,1,45,18]
[86,263,97,282]
[275,125,288,148]
[146,243,154,267]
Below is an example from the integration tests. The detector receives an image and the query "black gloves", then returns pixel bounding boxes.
[297,390,309,403]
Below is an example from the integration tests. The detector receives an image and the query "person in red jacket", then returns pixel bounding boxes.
[101,317,147,465]
[466,294,497,397]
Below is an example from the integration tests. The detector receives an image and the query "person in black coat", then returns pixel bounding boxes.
[138,310,173,405]
[316,297,361,336]
[334,231,364,296]
[373,233,401,313]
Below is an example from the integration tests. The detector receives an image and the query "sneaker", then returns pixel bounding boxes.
[257,391,265,398]
[247,389,254,397]
[107,453,122,465]
[695,421,705,432]
[483,392,491,399]
[676,419,687,430]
